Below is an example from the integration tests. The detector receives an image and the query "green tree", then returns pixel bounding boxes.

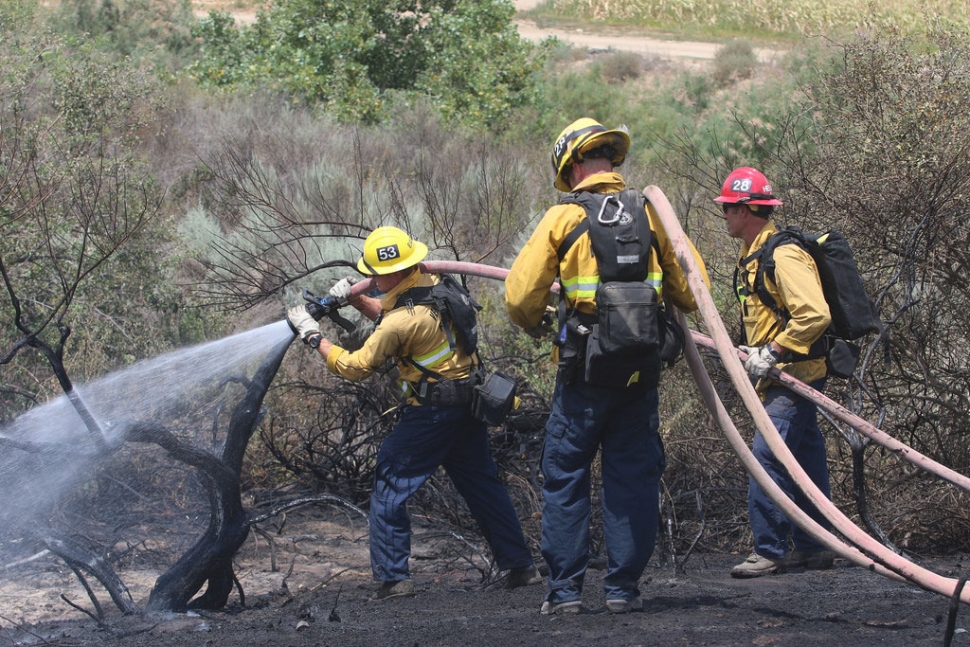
[188,0,544,128]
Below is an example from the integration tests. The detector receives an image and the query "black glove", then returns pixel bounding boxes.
[523,306,557,341]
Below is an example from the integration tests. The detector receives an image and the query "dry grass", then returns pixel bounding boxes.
[549,0,968,36]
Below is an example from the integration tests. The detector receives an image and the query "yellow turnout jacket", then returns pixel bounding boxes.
[737,220,831,390]
[327,271,475,403]
[505,172,709,359]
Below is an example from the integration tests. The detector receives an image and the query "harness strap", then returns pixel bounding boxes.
[554,190,662,338]
[403,357,482,406]
[556,209,663,265]
[735,239,826,362]
[557,220,590,262]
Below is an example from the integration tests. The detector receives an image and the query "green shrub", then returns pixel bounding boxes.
[52,0,198,71]
[712,40,758,86]
[597,51,643,82]
[186,0,543,130]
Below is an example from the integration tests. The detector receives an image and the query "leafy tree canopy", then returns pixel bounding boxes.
[188,0,545,129]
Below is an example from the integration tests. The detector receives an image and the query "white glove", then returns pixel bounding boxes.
[739,344,781,379]
[286,304,322,344]
[524,306,557,341]
[329,276,358,302]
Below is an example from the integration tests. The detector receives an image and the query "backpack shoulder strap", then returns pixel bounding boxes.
[395,274,482,365]
[740,227,807,317]
[393,282,453,359]
[557,219,589,262]
[556,190,661,264]
[438,273,481,362]
[556,192,597,261]
[394,285,432,308]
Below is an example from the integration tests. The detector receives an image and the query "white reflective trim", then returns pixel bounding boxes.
[413,342,453,368]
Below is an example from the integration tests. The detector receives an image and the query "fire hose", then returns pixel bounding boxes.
[305,199,969,601]
[643,184,970,602]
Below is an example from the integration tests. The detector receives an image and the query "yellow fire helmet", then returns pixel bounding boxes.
[551,117,631,192]
[357,226,429,275]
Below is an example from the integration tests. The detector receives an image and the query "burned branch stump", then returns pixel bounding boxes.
[122,336,291,612]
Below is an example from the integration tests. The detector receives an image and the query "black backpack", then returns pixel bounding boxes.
[738,226,886,377]
[395,274,519,423]
[556,190,684,388]
[394,272,481,359]
[559,189,657,282]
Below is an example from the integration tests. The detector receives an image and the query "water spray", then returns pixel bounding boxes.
[0,321,297,543]
[65,388,110,452]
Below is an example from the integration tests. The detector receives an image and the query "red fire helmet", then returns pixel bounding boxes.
[714,167,784,206]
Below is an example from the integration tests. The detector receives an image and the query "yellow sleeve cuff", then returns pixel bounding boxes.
[326,346,346,374]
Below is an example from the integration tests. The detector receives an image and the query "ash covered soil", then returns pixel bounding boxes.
[1,510,967,647]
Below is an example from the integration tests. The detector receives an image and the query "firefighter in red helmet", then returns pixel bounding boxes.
[717,167,836,578]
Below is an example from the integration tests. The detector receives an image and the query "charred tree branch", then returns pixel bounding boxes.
[42,535,138,615]
[118,335,292,612]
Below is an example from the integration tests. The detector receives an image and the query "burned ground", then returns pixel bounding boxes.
[1,508,965,647]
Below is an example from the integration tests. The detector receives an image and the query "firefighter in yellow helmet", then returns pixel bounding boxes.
[550,117,630,193]
[505,118,710,615]
[287,226,539,600]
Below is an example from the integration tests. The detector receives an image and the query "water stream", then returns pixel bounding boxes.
[0,320,295,547]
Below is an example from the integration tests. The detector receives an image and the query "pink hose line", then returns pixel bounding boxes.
[673,306,901,581]
[644,184,970,602]
[406,260,970,491]
[689,330,970,493]
[340,234,967,599]
[408,262,967,484]
[344,261,515,301]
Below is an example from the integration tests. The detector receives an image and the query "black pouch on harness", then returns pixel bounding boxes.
[595,281,684,366]
[584,324,661,390]
[471,372,518,426]
[657,307,685,366]
[595,281,661,355]
[555,316,591,384]
[824,336,861,379]
[415,374,479,407]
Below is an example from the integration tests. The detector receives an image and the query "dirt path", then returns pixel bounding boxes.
[190,0,779,62]
[512,0,782,62]
[515,20,722,59]
[510,0,721,60]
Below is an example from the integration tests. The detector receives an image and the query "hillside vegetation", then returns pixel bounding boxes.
[531,0,970,40]
[3,0,970,569]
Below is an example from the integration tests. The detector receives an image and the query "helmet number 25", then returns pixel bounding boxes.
[376,244,400,262]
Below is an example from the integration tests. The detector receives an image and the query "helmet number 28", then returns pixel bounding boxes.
[731,178,753,192]
[376,244,401,262]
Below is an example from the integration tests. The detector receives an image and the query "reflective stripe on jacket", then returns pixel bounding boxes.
[504,172,710,356]
[327,271,475,403]
[737,220,831,389]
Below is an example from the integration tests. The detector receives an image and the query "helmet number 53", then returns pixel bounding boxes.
[376,244,400,262]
